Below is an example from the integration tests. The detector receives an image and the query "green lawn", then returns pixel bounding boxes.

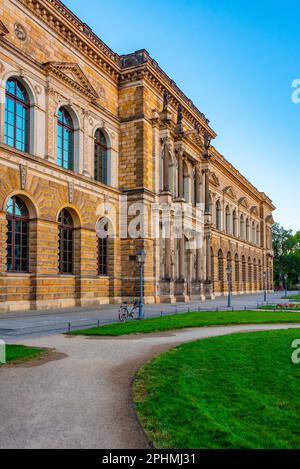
[134,329,300,449]
[1,344,47,365]
[282,295,300,301]
[72,309,300,336]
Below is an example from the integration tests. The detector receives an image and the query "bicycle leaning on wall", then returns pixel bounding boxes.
[118,300,140,322]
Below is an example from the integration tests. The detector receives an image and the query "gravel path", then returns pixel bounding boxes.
[1,323,300,449]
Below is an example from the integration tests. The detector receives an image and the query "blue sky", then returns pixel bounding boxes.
[63,0,300,232]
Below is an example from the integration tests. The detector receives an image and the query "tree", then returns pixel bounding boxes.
[272,223,300,288]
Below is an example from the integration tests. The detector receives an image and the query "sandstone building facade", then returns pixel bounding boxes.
[0,0,275,312]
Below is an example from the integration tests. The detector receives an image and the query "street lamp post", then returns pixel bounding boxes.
[284,274,288,298]
[226,266,232,308]
[263,271,267,303]
[137,250,146,320]
[298,275,300,296]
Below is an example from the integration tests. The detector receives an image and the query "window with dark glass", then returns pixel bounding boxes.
[98,222,108,276]
[95,130,109,184]
[58,209,74,274]
[4,78,29,152]
[57,108,74,170]
[6,196,29,273]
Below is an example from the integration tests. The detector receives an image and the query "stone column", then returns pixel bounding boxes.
[204,169,210,214]
[196,246,202,280]
[178,236,185,280]
[82,110,91,177]
[177,148,184,198]
[163,142,170,192]
[205,235,211,283]
[164,237,171,280]
[195,168,202,205]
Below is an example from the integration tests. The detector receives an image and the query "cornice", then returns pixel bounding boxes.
[210,146,275,210]
[16,1,216,140]
[17,0,121,82]
[120,55,216,140]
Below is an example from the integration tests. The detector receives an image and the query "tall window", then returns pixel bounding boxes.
[98,221,108,276]
[235,254,239,283]
[225,206,231,234]
[58,209,74,274]
[253,259,258,288]
[4,78,29,152]
[252,222,256,243]
[248,257,252,286]
[216,200,222,230]
[256,224,260,245]
[6,196,29,272]
[218,250,224,282]
[242,255,246,285]
[183,162,190,202]
[246,218,250,241]
[57,108,74,170]
[233,210,238,237]
[240,215,245,240]
[95,130,109,184]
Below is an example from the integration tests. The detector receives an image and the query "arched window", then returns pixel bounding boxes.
[256,224,260,245]
[248,257,252,286]
[235,254,239,284]
[58,209,74,274]
[6,196,29,272]
[252,222,256,243]
[216,200,222,230]
[183,162,190,202]
[227,252,232,281]
[225,206,231,234]
[191,168,197,207]
[97,219,109,276]
[253,258,258,288]
[242,255,246,285]
[240,215,245,240]
[209,193,213,216]
[95,129,109,185]
[258,259,262,289]
[4,78,30,152]
[246,218,250,241]
[218,249,224,282]
[57,107,74,170]
[233,210,238,237]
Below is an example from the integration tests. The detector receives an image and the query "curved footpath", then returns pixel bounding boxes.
[1,323,300,449]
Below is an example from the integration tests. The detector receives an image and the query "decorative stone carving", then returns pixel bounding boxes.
[44,62,99,100]
[163,90,170,111]
[14,23,27,42]
[204,131,212,155]
[20,164,27,190]
[34,85,42,95]
[0,62,5,75]
[97,85,106,102]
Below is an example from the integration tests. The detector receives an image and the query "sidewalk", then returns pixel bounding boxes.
[0,291,296,341]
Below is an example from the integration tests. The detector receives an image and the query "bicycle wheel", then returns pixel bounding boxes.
[130,306,140,320]
[118,306,128,322]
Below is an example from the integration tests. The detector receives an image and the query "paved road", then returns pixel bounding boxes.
[0,291,296,340]
[1,323,300,449]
